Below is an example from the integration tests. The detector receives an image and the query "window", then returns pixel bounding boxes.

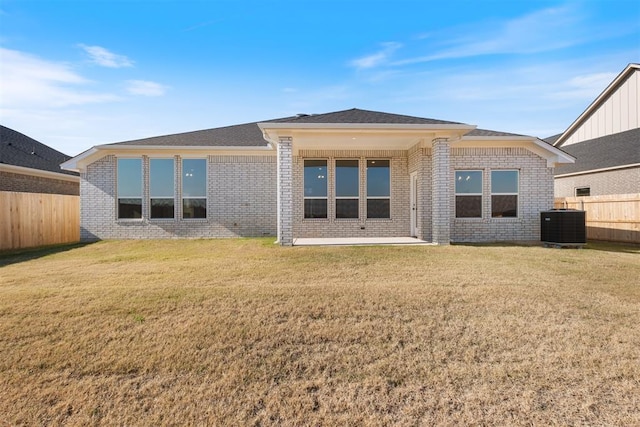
[367,160,390,219]
[149,158,175,219]
[335,160,359,218]
[491,170,518,218]
[455,170,482,218]
[182,159,207,219]
[117,158,142,219]
[304,160,327,218]
[575,187,590,197]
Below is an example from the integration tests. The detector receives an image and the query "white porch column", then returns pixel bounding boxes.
[277,136,293,246]
[431,137,451,245]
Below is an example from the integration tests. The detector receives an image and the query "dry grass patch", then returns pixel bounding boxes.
[1,239,639,425]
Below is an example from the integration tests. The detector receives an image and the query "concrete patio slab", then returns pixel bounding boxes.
[292,237,434,246]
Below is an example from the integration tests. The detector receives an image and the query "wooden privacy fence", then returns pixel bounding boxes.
[0,191,80,251]
[554,193,640,244]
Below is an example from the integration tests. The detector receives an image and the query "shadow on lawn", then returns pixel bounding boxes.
[0,242,94,268]
[453,240,640,255]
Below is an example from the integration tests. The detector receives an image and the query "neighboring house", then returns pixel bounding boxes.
[62,108,572,245]
[552,63,640,197]
[1,125,79,195]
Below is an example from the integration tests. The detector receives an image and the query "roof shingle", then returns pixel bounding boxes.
[554,128,640,175]
[0,125,78,176]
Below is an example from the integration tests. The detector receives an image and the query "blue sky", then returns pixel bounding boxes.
[1,0,639,156]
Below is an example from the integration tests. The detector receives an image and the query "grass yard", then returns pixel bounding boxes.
[0,239,639,426]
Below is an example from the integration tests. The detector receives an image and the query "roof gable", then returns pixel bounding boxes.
[0,125,78,176]
[554,63,640,147]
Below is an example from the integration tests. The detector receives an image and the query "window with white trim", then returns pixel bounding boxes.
[117,158,142,219]
[304,159,328,219]
[491,170,518,218]
[366,159,390,219]
[335,159,359,219]
[455,170,482,218]
[182,158,207,219]
[149,158,175,219]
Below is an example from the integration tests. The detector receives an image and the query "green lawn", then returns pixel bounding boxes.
[1,239,639,425]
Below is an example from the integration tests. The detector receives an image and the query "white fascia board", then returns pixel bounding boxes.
[61,144,273,172]
[258,122,477,144]
[1,163,80,182]
[553,63,640,147]
[554,163,640,178]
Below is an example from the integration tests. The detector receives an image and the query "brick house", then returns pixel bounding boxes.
[551,63,640,197]
[62,109,573,245]
[1,125,79,195]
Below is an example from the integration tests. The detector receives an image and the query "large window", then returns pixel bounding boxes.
[491,170,518,218]
[149,158,175,219]
[366,160,390,219]
[335,160,359,219]
[182,159,207,219]
[455,170,482,218]
[117,158,142,219]
[304,160,327,218]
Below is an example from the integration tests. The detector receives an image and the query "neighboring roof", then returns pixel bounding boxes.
[0,125,78,176]
[544,134,562,145]
[554,128,640,175]
[553,63,640,147]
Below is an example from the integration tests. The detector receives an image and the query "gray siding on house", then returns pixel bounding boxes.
[554,167,640,197]
[80,154,276,241]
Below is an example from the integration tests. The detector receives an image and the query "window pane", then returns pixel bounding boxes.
[336,160,359,197]
[367,199,390,219]
[304,160,327,197]
[367,160,390,197]
[150,158,174,198]
[151,199,175,219]
[304,199,327,219]
[491,170,518,193]
[183,159,207,198]
[118,198,142,219]
[336,199,358,219]
[455,171,482,194]
[576,187,590,197]
[492,195,517,217]
[117,158,142,197]
[456,195,482,218]
[183,198,207,219]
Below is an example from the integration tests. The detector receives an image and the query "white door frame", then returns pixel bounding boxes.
[410,172,419,237]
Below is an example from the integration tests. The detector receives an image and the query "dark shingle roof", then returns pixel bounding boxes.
[269,108,464,125]
[554,128,640,175]
[108,121,277,147]
[105,108,530,148]
[544,133,562,145]
[467,128,526,137]
[0,125,78,176]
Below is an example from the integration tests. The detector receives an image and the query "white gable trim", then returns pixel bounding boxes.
[553,63,640,147]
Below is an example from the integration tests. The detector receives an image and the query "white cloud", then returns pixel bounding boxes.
[125,80,168,96]
[0,47,119,108]
[79,44,133,68]
[548,72,617,102]
[350,42,402,70]
[393,6,588,65]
